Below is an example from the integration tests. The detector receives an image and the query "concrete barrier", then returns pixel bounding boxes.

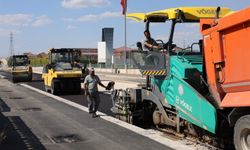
[95,68,141,75]
[32,67,142,75]
[32,67,43,74]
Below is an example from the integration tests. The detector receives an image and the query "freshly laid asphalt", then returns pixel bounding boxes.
[2,71,115,116]
[0,71,174,150]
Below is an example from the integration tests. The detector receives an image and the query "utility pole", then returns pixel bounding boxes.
[9,32,14,56]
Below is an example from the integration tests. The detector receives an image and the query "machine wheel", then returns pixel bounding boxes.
[75,83,82,94]
[51,80,59,95]
[12,76,16,83]
[28,73,32,81]
[74,88,82,95]
[234,115,250,150]
[44,86,49,92]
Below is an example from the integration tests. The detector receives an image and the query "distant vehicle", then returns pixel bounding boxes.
[8,55,32,82]
[42,48,86,95]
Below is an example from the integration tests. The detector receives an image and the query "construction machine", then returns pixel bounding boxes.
[8,55,32,82]
[111,7,250,149]
[42,48,84,95]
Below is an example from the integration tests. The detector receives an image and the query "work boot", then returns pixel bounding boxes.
[92,112,97,118]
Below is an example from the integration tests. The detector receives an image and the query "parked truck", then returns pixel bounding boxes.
[111,7,250,149]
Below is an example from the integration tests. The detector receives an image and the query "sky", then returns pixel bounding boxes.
[0,0,249,57]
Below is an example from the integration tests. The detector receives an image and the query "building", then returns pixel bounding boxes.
[98,28,114,66]
[23,52,35,57]
[78,48,98,64]
[114,46,134,56]
[113,46,137,68]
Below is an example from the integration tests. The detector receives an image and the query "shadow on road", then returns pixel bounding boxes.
[0,97,46,150]
[0,98,10,112]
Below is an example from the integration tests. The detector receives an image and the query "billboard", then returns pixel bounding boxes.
[98,42,106,63]
[101,28,113,66]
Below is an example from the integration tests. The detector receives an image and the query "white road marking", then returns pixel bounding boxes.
[0,75,5,79]
[20,83,195,150]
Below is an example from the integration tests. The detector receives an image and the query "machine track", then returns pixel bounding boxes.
[154,126,224,150]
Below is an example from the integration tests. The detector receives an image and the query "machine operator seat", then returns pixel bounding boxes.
[137,42,143,51]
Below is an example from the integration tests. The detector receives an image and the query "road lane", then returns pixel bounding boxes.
[0,71,115,116]
[0,70,206,150]
[0,76,175,150]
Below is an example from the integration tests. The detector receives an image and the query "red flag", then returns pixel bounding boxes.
[120,0,127,15]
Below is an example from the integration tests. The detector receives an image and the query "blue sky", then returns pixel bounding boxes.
[0,0,249,57]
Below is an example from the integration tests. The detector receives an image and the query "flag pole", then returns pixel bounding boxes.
[120,0,127,70]
[124,0,127,70]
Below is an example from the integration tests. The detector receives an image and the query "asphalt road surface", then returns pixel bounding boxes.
[0,71,114,116]
[0,76,174,150]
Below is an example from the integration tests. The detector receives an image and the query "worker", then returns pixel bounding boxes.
[143,30,162,51]
[72,59,82,68]
[60,53,68,62]
[84,68,108,118]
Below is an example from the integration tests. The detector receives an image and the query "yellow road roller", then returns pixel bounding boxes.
[8,55,32,82]
[42,48,83,95]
